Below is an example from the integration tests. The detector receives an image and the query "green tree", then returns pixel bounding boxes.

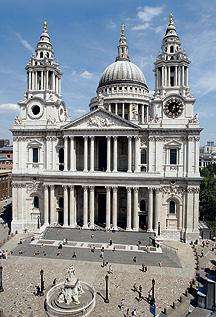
[200,163,216,221]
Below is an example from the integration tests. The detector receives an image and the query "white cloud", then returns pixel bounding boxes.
[195,71,216,97]
[132,6,163,31]
[154,25,163,34]
[0,103,19,112]
[80,70,93,79]
[76,108,87,115]
[15,32,34,53]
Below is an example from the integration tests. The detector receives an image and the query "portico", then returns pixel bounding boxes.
[42,183,161,232]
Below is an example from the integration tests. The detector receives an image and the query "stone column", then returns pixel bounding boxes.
[122,104,125,118]
[148,187,153,231]
[89,186,95,229]
[112,187,118,230]
[167,67,170,86]
[70,136,75,171]
[83,186,88,228]
[115,103,118,115]
[69,185,75,228]
[174,66,177,86]
[84,137,88,172]
[127,136,132,172]
[90,136,95,172]
[135,136,140,172]
[52,138,56,170]
[106,186,111,229]
[50,185,57,224]
[133,187,139,231]
[126,187,132,231]
[64,137,68,171]
[113,136,118,172]
[106,136,111,172]
[182,66,185,86]
[141,105,145,124]
[44,185,49,225]
[63,185,68,226]
[154,188,161,233]
[186,67,189,86]
[193,189,199,233]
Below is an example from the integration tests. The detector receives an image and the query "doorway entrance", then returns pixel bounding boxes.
[139,213,147,231]
[97,193,106,226]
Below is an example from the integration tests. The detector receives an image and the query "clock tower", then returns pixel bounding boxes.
[152,13,197,127]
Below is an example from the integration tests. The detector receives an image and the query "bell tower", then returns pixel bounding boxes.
[15,21,68,128]
[26,21,62,100]
[154,13,190,98]
[152,13,197,125]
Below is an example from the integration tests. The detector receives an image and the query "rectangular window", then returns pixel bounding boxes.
[170,149,177,165]
[32,148,39,163]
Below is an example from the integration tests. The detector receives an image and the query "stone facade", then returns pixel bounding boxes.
[11,15,201,241]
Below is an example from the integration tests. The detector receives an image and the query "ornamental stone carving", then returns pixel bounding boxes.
[188,114,199,125]
[161,185,186,196]
[87,116,114,127]
[186,186,200,194]
[14,116,23,125]
[27,180,43,194]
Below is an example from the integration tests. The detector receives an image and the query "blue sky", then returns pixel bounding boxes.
[0,0,215,144]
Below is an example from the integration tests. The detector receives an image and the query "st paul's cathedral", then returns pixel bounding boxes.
[11,14,202,241]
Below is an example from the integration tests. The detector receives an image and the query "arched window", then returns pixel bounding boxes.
[33,196,39,208]
[170,45,174,53]
[40,52,43,58]
[169,200,176,214]
[140,200,146,212]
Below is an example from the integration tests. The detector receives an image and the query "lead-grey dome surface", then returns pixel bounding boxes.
[98,60,147,88]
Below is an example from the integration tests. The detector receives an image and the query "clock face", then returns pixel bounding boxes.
[164,97,183,118]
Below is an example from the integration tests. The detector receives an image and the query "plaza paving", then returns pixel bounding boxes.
[0,225,197,317]
[0,239,195,317]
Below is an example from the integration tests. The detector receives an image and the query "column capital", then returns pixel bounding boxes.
[63,136,68,140]
[112,186,118,193]
[63,185,68,190]
[69,135,74,139]
[127,187,132,193]
[148,187,153,193]
[50,185,55,190]
[133,187,139,193]
[127,135,132,140]
[89,186,95,192]
[43,184,49,190]
[113,136,118,141]
[90,136,95,140]
[83,185,88,191]
[106,135,111,140]
[135,136,140,141]
[84,136,88,140]
[69,185,74,190]
[105,186,111,191]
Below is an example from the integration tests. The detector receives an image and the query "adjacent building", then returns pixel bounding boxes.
[11,14,202,241]
[200,141,216,168]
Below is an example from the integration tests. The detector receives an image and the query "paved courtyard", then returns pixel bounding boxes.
[0,227,196,317]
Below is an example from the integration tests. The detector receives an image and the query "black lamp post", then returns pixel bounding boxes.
[40,269,44,295]
[37,215,40,229]
[104,274,109,303]
[150,278,155,305]
[0,266,4,292]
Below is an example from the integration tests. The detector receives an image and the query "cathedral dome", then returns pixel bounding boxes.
[98,60,147,88]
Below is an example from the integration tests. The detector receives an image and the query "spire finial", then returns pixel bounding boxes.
[116,23,130,61]
[164,12,178,38]
[43,21,48,33]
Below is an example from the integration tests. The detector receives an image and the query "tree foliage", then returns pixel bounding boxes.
[200,164,216,220]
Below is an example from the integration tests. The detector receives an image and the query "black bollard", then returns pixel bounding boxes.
[104,274,109,303]
[40,269,45,295]
[0,266,4,292]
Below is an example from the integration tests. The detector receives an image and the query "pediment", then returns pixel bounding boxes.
[63,108,139,130]
[164,140,182,148]
[27,140,43,148]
